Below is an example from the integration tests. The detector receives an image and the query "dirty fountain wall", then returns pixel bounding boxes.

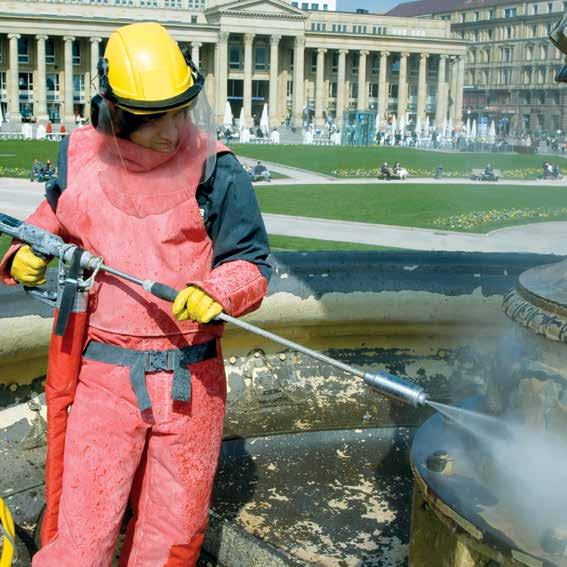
[0,251,559,565]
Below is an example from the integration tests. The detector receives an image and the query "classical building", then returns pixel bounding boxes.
[0,0,466,130]
[387,0,567,134]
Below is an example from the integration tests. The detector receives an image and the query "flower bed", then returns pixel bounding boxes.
[0,166,31,178]
[432,207,567,230]
[331,167,541,179]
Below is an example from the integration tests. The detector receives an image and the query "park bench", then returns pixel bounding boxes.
[378,168,409,180]
[313,138,334,146]
[470,168,502,181]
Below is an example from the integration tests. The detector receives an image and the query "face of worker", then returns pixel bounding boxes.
[129,108,187,153]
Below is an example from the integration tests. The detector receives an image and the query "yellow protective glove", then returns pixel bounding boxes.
[10,245,49,286]
[172,285,223,324]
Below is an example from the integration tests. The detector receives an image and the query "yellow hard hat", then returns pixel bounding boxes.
[100,22,203,115]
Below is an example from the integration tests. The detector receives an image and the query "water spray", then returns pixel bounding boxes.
[0,212,429,409]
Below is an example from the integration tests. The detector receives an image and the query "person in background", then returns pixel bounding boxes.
[252,161,270,182]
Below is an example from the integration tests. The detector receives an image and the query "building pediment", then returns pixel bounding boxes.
[206,0,307,20]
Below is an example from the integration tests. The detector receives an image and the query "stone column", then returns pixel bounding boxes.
[435,54,447,127]
[416,53,428,124]
[35,35,48,122]
[292,36,305,129]
[358,50,369,110]
[448,56,458,123]
[336,48,348,127]
[377,50,389,121]
[8,33,21,122]
[269,35,280,125]
[191,41,202,69]
[216,32,229,122]
[63,36,75,125]
[243,33,255,126]
[397,52,409,120]
[315,48,326,127]
[454,55,465,126]
[86,37,102,119]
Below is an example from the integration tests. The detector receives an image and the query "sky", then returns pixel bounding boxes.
[336,0,405,13]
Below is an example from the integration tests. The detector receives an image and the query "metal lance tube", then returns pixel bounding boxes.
[0,212,430,409]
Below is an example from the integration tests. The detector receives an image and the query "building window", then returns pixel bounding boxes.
[46,73,59,98]
[331,51,338,72]
[72,40,81,65]
[547,22,554,33]
[531,24,538,37]
[373,25,386,34]
[311,50,317,72]
[474,30,479,41]
[114,0,133,5]
[311,3,319,9]
[311,23,326,31]
[474,10,480,20]
[460,13,466,22]
[323,3,328,9]
[18,37,29,65]
[541,44,548,59]
[191,15,198,23]
[329,81,337,97]
[254,46,267,70]
[487,29,493,40]
[188,0,205,7]
[229,45,241,70]
[0,72,6,92]
[45,38,55,65]
[506,25,513,39]
[352,52,359,73]
[441,14,450,20]
[371,53,379,73]
[526,45,533,60]
[548,2,553,12]
[489,8,496,18]
[353,25,367,33]
[504,7,517,17]
[501,47,512,62]
[532,4,538,14]
[291,1,298,5]
[164,0,182,6]
[140,0,158,5]
[301,2,308,8]
[73,74,85,102]
[350,82,358,99]
[368,83,378,98]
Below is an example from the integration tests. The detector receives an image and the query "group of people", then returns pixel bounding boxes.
[380,161,408,180]
[542,161,563,179]
[243,160,271,182]
[29,159,56,182]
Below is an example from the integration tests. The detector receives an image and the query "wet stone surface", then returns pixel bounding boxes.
[206,427,415,567]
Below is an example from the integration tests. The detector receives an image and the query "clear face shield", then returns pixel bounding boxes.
[92,71,217,218]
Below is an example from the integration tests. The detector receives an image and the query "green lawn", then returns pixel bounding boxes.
[269,235,397,251]
[235,144,564,179]
[257,183,567,233]
[0,140,58,177]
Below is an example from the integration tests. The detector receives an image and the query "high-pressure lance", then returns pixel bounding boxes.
[0,212,429,408]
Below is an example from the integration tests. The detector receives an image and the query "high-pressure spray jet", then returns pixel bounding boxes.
[0,212,429,408]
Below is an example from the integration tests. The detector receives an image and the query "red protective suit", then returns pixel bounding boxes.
[0,125,269,566]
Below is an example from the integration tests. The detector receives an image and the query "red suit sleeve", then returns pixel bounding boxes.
[0,200,66,285]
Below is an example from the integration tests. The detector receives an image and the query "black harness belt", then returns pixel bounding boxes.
[83,339,217,412]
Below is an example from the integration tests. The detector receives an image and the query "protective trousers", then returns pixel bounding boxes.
[32,337,227,567]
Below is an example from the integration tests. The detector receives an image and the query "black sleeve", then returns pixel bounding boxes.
[45,135,70,212]
[197,152,272,282]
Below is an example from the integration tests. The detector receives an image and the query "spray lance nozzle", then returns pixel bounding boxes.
[363,371,429,407]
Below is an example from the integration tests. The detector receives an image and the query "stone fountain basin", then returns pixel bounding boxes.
[0,251,561,566]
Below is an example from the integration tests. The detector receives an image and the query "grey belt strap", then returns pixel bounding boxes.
[83,339,217,413]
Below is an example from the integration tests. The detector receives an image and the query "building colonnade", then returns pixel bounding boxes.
[1,31,465,131]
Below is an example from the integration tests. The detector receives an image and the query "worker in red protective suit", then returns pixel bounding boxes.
[0,22,270,566]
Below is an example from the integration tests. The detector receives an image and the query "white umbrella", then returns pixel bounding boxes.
[415,116,422,136]
[471,119,477,140]
[399,115,405,136]
[260,103,269,137]
[223,101,233,127]
[424,115,430,134]
[0,104,4,124]
[447,117,453,136]
[391,114,397,134]
[374,111,380,132]
[442,117,448,138]
[238,106,248,142]
[465,117,471,138]
[489,120,496,139]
